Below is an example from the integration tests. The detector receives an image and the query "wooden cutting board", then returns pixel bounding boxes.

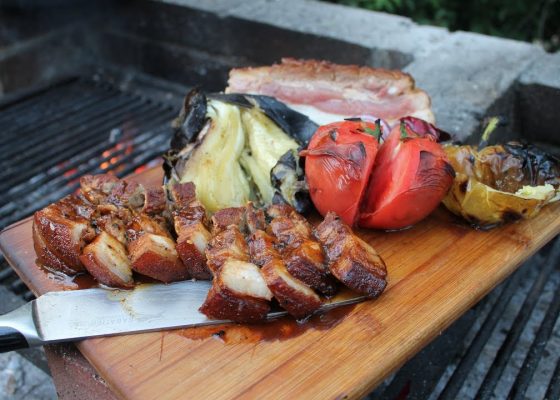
[1,166,559,400]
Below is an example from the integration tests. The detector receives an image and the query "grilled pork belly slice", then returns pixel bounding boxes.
[205,225,249,274]
[315,212,387,298]
[33,195,95,274]
[261,260,321,319]
[33,222,78,275]
[80,232,134,288]
[211,207,246,235]
[249,229,321,318]
[248,230,279,267]
[282,239,337,297]
[199,260,272,322]
[266,205,338,296]
[174,206,212,280]
[226,58,435,127]
[80,174,120,204]
[168,182,197,209]
[128,233,190,283]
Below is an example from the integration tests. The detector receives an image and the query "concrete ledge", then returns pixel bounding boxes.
[152,0,550,141]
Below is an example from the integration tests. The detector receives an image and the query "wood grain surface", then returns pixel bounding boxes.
[1,166,559,400]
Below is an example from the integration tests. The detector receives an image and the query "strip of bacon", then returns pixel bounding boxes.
[226,58,435,127]
[315,212,387,298]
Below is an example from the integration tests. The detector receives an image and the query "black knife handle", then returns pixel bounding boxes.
[0,326,29,353]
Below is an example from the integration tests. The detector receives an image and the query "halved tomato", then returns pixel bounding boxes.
[300,120,379,225]
[358,118,455,229]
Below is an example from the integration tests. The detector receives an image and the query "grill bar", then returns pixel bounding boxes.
[545,358,560,400]
[1,105,173,206]
[0,94,138,171]
[437,263,526,400]
[0,84,112,145]
[476,237,560,399]
[508,274,560,399]
[0,101,170,194]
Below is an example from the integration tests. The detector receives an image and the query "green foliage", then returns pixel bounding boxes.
[327,0,559,51]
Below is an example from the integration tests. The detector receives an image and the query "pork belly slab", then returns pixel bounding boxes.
[315,212,387,298]
[226,58,435,127]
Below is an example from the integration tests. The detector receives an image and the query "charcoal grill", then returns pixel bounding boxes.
[0,1,559,399]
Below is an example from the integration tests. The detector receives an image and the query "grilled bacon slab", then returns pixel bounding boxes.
[226,58,435,127]
[205,225,249,274]
[128,233,190,283]
[33,195,95,274]
[199,260,272,322]
[249,229,321,319]
[267,204,338,296]
[174,206,212,280]
[315,212,387,298]
[80,231,134,288]
[261,260,321,319]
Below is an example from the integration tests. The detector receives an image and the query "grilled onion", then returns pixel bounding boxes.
[442,142,560,228]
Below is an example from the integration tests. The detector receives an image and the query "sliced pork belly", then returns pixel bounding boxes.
[174,206,212,280]
[168,181,197,209]
[80,174,120,204]
[266,204,338,296]
[211,207,246,235]
[199,260,272,322]
[205,225,249,274]
[33,195,95,274]
[33,222,78,275]
[261,260,321,319]
[315,212,387,298]
[80,232,134,288]
[226,58,435,128]
[128,233,189,283]
[249,229,321,319]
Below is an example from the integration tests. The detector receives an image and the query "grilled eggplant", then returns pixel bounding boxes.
[164,89,317,213]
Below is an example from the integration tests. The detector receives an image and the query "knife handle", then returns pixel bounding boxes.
[0,326,29,353]
[0,302,41,353]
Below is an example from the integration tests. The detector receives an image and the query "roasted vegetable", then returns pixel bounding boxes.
[300,120,380,225]
[443,141,560,228]
[359,117,454,230]
[300,117,454,230]
[164,89,317,213]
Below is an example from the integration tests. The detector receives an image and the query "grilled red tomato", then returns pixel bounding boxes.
[300,120,380,225]
[358,117,455,229]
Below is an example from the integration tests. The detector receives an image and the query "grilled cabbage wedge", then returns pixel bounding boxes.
[443,141,560,229]
[164,89,317,214]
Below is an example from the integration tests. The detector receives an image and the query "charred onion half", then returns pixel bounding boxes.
[443,141,560,228]
[163,89,317,214]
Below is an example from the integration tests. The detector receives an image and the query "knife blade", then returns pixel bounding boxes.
[0,281,365,352]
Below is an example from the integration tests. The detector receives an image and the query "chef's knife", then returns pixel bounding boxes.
[0,281,365,352]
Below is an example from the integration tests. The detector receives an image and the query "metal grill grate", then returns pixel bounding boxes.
[369,238,560,399]
[0,75,178,303]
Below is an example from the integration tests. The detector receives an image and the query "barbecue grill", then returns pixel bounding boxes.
[0,1,559,399]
